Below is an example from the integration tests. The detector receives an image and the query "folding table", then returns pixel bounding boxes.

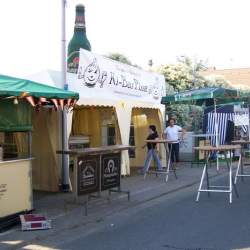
[194,144,241,203]
[232,140,250,184]
[144,139,178,182]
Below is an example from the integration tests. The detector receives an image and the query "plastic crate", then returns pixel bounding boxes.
[20,214,52,231]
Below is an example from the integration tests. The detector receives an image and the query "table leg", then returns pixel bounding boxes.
[205,160,210,197]
[240,148,244,182]
[196,153,209,202]
[216,156,219,172]
[224,152,230,171]
[227,150,239,201]
[229,163,232,204]
[172,162,178,180]
[165,144,172,182]
[234,154,241,184]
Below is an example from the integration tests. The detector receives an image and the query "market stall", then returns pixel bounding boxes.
[0,74,78,230]
[161,87,243,168]
[28,49,166,176]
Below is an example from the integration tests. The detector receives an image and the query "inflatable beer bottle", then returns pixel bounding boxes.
[67,4,91,74]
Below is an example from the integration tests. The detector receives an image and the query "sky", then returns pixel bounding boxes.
[0,0,250,78]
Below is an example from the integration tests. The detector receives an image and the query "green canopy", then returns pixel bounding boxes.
[161,87,240,105]
[0,74,79,132]
[0,74,79,99]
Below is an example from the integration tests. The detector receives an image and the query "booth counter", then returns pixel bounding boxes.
[57,145,133,197]
[0,158,33,219]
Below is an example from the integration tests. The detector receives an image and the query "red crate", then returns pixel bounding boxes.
[20,214,52,231]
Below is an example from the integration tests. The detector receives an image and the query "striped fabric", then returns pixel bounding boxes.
[206,112,249,146]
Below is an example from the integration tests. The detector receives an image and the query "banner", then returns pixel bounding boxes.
[234,106,249,126]
[234,113,249,126]
[70,49,166,104]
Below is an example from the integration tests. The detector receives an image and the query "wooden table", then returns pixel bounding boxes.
[57,145,133,215]
[144,139,179,182]
[232,140,250,184]
[194,144,241,203]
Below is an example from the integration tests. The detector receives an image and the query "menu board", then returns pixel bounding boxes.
[77,155,100,195]
[101,153,121,190]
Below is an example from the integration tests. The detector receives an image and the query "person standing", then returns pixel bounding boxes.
[142,125,163,174]
[164,118,185,164]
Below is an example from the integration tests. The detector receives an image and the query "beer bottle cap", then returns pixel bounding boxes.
[76,4,85,11]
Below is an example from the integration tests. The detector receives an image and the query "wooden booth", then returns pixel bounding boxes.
[28,49,166,179]
[0,74,78,230]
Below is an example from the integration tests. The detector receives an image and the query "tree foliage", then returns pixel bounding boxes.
[105,52,141,69]
[157,56,230,92]
[157,56,230,130]
[106,52,133,65]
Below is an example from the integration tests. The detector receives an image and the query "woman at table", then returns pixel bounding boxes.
[141,125,163,174]
[163,118,185,165]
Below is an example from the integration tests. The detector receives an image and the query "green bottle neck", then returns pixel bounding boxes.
[73,28,87,38]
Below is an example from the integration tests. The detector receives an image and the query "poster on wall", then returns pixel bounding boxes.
[77,155,100,195]
[69,49,166,104]
[234,113,249,126]
[234,106,249,126]
[101,153,121,191]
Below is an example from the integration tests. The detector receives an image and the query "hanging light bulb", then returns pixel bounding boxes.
[14,98,18,105]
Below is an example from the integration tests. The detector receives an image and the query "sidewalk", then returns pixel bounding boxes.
[0,163,228,250]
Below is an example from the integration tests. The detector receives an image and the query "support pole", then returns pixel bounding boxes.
[214,99,219,171]
[61,0,70,191]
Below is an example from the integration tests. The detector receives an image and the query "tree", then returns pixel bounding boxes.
[156,56,231,130]
[106,52,133,65]
[157,56,230,92]
[105,52,142,69]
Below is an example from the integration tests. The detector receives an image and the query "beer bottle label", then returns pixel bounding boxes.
[67,51,79,74]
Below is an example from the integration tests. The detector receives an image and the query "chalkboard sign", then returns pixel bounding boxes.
[77,155,100,195]
[101,153,121,190]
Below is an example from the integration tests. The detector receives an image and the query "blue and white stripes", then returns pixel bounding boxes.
[206,112,249,146]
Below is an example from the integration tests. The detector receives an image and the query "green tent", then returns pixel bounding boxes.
[161,87,240,105]
[0,74,79,132]
[161,87,246,150]
[0,74,79,99]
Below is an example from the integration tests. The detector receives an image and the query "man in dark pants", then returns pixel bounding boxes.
[163,118,185,166]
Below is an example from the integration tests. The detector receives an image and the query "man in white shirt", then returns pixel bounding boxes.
[164,118,185,164]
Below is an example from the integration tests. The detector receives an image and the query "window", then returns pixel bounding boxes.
[1,132,29,160]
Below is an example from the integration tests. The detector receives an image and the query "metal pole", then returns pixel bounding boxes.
[248,105,250,141]
[214,99,219,171]
[61,0,70,191]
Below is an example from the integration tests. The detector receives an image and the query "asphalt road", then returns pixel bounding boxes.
[45,173,250,250]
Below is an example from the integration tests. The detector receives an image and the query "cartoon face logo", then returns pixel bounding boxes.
[152,80,160,99]
[83,59,100,87]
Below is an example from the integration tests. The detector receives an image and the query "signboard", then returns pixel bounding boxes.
[234,106,249,126]
[77,155,100,195]
[70,49,166,104]
[101,153,121,191]
[234,113,249,126]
